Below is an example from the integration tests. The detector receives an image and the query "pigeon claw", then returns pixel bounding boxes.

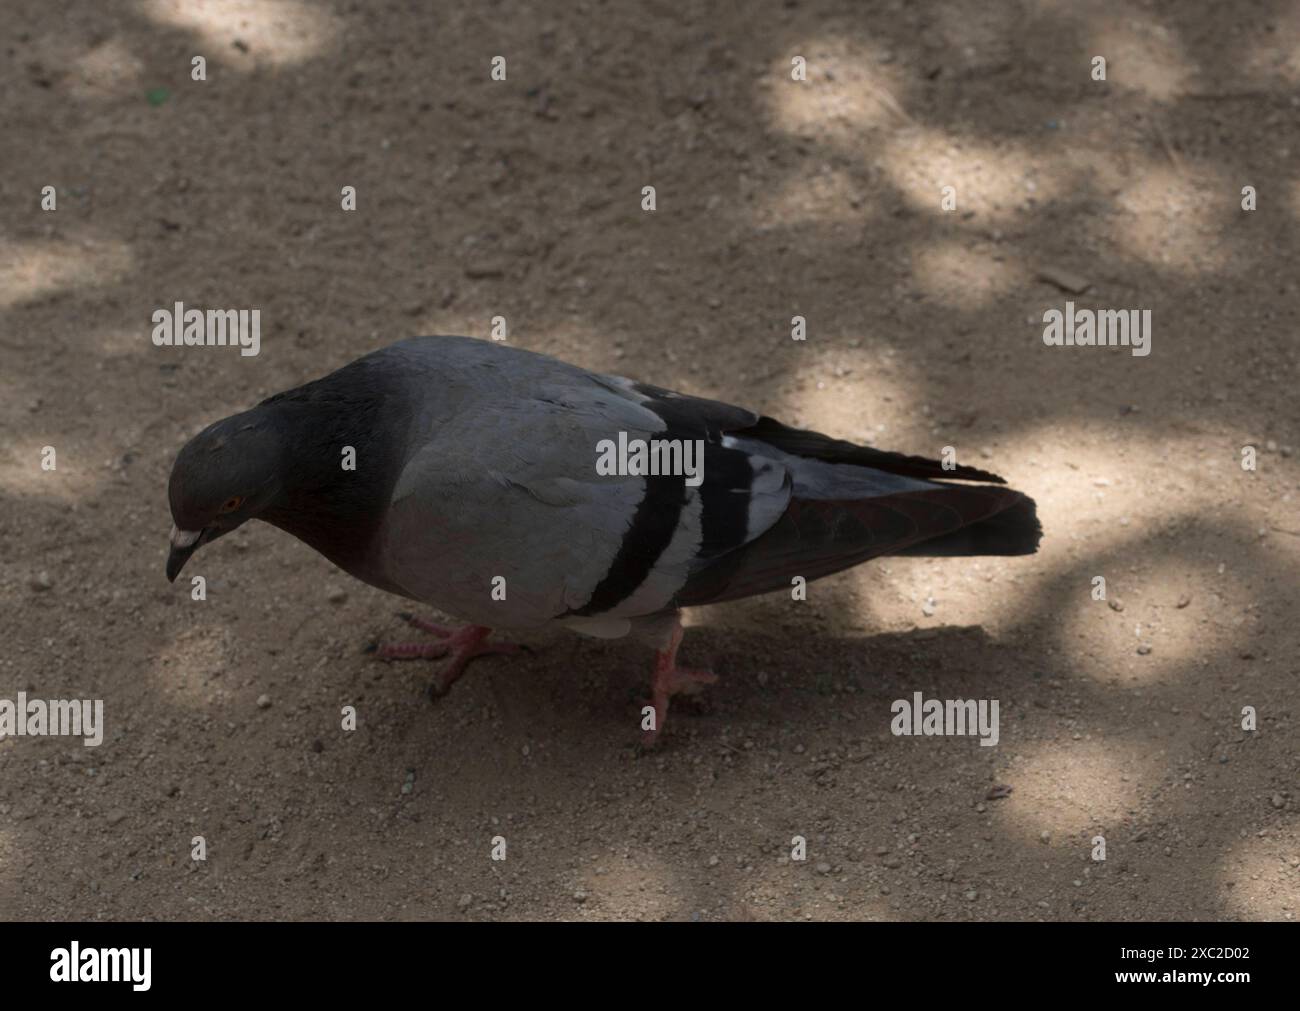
[640,668,718,748]
[640,622,718,747]
[369,621,523,700]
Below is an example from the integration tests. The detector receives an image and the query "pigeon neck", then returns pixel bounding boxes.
[257,398,403,578]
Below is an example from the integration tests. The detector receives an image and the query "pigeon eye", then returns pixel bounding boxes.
[219,495,245,513]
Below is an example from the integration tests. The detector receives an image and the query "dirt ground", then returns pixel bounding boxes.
[1,0,1297,922]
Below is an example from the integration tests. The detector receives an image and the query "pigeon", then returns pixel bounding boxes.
[166,335,1040,743]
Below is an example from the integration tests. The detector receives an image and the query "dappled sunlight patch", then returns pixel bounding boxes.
[1218,832,1300,920]
[1064,537,1265,688]
[911,239,1019,308]
[881,128,1063,220]
[1089,16,1193,101]
[859,552,1044,640]
[69,37,145,99]
[94,326,157,360]
[992,434,1258,676]
[761,37,912,141]
[998,738,1152,838]
[0,439,106,504]
[0,238,133,310]
[766,345,923,441]
[147,626,239,711]
[1019,435,1228,543]
[1112,164,1236,272]
[138,0,342,68]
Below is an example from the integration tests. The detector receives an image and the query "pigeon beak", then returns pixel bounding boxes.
[166,525,205,582]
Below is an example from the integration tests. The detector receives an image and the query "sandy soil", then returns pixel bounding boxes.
[1,0,1297,921]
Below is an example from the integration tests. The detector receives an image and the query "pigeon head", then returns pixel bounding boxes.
[166,411,286,581]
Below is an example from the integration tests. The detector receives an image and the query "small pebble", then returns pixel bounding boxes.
[256,694,272,709]
[30,571,52,592]
[1272,794,1285,810]
[327,587,347,604]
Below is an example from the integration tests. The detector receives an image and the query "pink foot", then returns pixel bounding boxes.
[641,622,718,747]
[368,615,523,697]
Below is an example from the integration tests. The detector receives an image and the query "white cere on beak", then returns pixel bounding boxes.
[170,526,203,548]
